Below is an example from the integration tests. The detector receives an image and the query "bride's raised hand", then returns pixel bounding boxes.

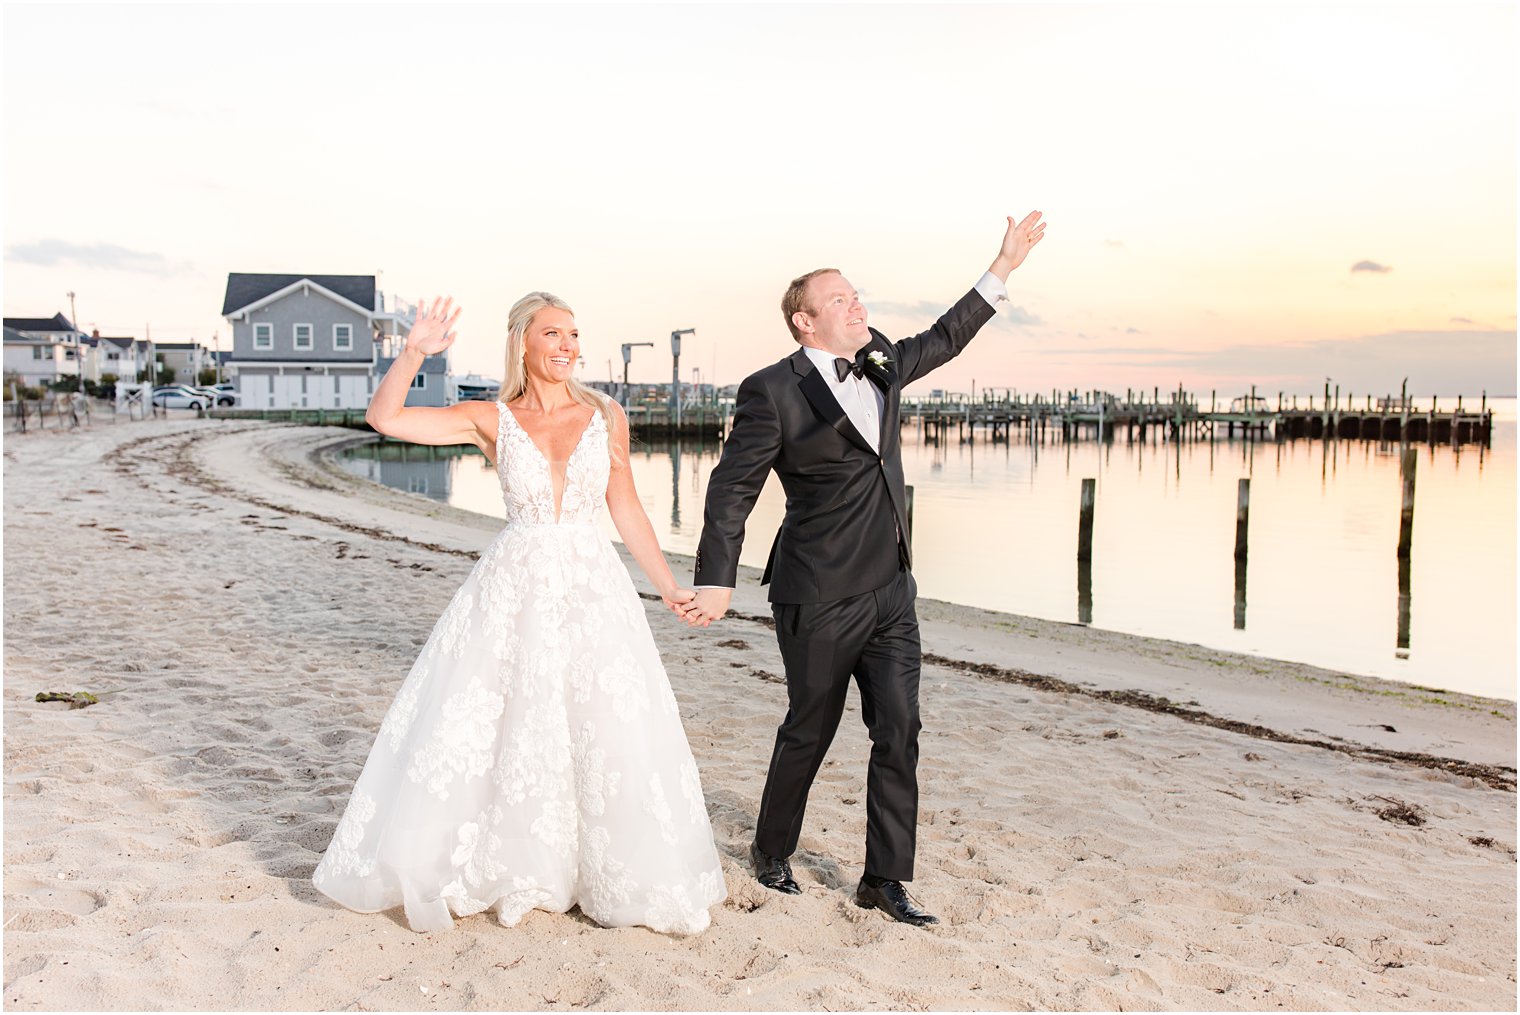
[407,296,461,356]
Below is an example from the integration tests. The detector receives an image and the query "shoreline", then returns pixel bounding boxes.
[326,425,1513,711]
[4,418,1515,1011]
[314,426,1515,771]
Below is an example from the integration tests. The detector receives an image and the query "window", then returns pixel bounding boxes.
[32,345,47,359]
[333,323,353,351]
[293,324,313,351]
[411,373,427,390]
[253,323,273,350]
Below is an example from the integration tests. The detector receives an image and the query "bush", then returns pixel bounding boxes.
[197,368,219,386]
[47,375,82,392]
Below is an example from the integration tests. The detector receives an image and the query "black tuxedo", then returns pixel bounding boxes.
[694,287,996,881]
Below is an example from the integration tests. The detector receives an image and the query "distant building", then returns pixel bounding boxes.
[373,350,450,407]
[3,313,84,387]
[155,341,215,386]
[220,273,446,410]
[87,333,152,383]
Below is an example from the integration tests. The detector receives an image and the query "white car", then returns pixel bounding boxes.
[190,385,238,407]
[151,385,211,411]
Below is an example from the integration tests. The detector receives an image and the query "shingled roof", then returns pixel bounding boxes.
[221,274,376,316]
[3,314,76,333]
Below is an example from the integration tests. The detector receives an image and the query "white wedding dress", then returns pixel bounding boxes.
[313,400,727,934]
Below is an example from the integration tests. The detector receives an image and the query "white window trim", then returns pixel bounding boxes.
[333,323,353,351]
[293,323,314,351]
[253,323,273,350]
[411,373,427,390]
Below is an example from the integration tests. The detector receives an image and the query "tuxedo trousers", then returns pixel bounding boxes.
[756,567,922,881]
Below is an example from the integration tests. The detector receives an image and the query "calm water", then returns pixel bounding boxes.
[337,400,1516,701]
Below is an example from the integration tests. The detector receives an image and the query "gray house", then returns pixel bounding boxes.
[156,341,215,386]
[221,273,446,410]
[374,350,450,407]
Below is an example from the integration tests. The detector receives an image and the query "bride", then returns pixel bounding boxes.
[313,292,727,935]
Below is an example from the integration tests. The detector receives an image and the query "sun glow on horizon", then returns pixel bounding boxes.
[2,3,1513,396]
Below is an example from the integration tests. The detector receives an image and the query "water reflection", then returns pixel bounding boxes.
[340,442,456,502]
[670,440,682,531]
[1233,556,1248,631]
[1397,553,1413,658]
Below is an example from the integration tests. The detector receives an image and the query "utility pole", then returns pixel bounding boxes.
[66,291,82,391]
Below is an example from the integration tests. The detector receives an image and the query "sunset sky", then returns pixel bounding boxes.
[4,3,1514,398]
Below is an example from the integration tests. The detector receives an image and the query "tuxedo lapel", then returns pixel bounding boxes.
[880,368,900,454]
[791,350,878,457]
[863,334,900,455]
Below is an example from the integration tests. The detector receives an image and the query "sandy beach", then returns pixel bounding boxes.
[3,416,1515,1011]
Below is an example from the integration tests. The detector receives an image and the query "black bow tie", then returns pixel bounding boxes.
[834,350,869,383]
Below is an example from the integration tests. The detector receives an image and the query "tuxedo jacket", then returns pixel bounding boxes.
[694,288,996,604]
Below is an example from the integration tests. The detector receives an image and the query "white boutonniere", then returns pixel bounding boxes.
[867,351,890,370]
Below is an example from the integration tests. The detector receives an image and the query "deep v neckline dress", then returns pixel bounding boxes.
[313,401,726,934]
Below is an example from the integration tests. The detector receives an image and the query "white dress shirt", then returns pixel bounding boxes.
[802,344,884,454]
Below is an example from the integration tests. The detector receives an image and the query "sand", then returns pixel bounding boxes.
[3,416,1515,1011]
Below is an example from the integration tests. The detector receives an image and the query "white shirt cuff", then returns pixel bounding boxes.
[973,271,1008,307]
[693,585,733,591]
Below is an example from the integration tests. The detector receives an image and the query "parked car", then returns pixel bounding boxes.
[151,385,211,411]
[191,385,238,407]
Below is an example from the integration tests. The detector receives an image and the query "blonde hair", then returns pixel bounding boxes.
[781,268,840,342]
[497,292,616,433]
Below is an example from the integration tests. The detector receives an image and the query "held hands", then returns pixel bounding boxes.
[990,211,1046,279]
[661,586,697,619]
[407,296,462,356]
[678,587,731,628]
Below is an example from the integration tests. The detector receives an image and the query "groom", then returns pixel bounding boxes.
[685,213,1046,926]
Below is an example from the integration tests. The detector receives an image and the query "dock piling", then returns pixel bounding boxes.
[1234,478,1250,561]
[1077,478,1096,563]
[1397,448,1416,559]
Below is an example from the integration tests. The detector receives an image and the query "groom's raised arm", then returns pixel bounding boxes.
[893,211,1045,386]
[693,371,783,589]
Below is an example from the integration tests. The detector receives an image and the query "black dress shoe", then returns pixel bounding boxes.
[749,841,801,895]
[856,877,939,926]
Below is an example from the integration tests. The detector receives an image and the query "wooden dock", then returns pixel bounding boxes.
[906,387,1495,446]
[191,385,1497,449]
